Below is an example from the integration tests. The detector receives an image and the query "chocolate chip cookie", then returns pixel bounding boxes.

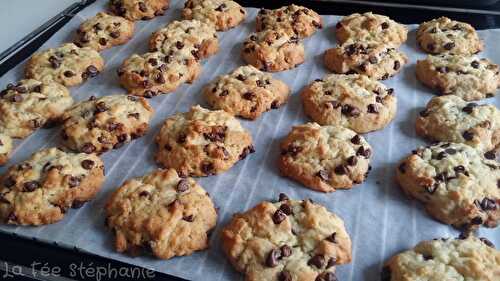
[417,17,483,55]
[242,29,304,72]
[149,19,218,60]
[109,0,169,21]
[256,4,322,39]
[0,133,13,166]
[382,236,499,281]
[105,168,217,259]
[279,122,372,192]
[416,54,500,101]
[416,95,500,153]
[74,12,135,51]
[118,50,200,97]
[301,74,397,133]
[396,142,500,230]
[182,0,246,31]
[203,65,290,119]
[221,195,352,281]
[0,79,73,139]
[335,12,408,47]
[155,105,254,177]
[25,43,104,87]
[0,147,105,225]
[61,95,154,154]
[324,40,408,80]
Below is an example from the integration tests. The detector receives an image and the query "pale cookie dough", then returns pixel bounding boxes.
[242,29,305,72]
[105,168,217,259]
[0,147,105,225]
[221,195,352,281]
[109,0,169,21]
[279,123,372,192]
[155,105,254,177]
[25,43,104,87]
[61,95,154,154]
[301,74,397,133]
[0,79,73,138]
[416,54,500,101]
[182,0,246,31]
[0,133,13,166]
[416,95,500,153]
[396,142,500,230]
[203,65,290,119]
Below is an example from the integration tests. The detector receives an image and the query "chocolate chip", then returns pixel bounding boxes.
[356,147,371,158]
[203,126,226,142]
[242,92,255,100]
[341,104,360,117]
[177,134,187,144]
[266,248,281,267]
[272,209,287,224]
[99,38,107,46]
[480,198,497,211]
[350,135,361,144]
[471,216,483,225]
[444,42,455,50]
[68,176,81,188]
[283,145,302,157]
[110,31,120,38]
[239,145,255,160]
[72,200,86,209]
[280,245,292,258]
[316,170,329,181]
[308,254,325,269]
[175,41,184,49]
[435,151,447,160]
[176,179,189,192]
[6,212,17,223]
[316,272,337,281]
[334,165,348,175]
[49,56,60,68]
[381,22,389,29]
[398,163,406,173]
[214,3,226,11]
[454,165,469,176]
[278,193,289,202]
[480,237,495,248]
[326,257,336,268]
[278,271,292,281]
[427,43,436,52]
[81,159,95,170]
[270,100,279,109]
[81,143,96,154]
[138,2,147,12]
[393,60,401,71]
[279,204,293,215]
[368,56,378,64]
[201,162,214,175]
[462,130,474,141]
[23,181,40,192]
[445,148,456,155]
[219,90,229,97]
[471,60,480,69]
[64,70,74,77]
[484,150,496,160]
[367,104,378,114]
[462,103,477,114]
[326,232,337,243]
[183,215,194,222]
[86,65,99,77]
[346,156,357,166]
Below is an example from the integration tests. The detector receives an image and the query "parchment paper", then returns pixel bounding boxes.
[0,1,498,280]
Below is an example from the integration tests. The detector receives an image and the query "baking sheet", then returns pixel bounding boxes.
[0,1,499,280]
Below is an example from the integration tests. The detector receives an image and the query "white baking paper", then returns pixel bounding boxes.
[0,1,499,280]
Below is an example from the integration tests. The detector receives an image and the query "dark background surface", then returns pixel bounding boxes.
[1,1,499,280]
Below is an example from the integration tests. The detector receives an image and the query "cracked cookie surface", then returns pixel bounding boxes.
[25,43,104,87]
[242,29,304,72]
[417,17,483,55]
[279,123,372,192]
[105,168,217,259]
[382,236,500,281]
[182,0,246,31]
[0,79,73,139]
[0,147,104,225]
[416,54,500,101]
[203,65,290,119]
[416,95,500,153]
[155,105,254,177]
[61,95,154,154]
[301,74,397,133]
[256,4,322,39]
[74,12,134,51]
[396,142,500,230]
[221,196,352,281]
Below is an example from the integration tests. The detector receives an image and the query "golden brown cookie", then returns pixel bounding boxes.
[0,133,13,166]
[182,0,246,31]
[109,0,169,21]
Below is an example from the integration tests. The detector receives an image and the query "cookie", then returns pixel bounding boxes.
[301,74,397,133]
[416,95,500,153]
[61,95,154,154]
[324,40,408,80]
[0,147,104,225]
[242,29,304,72]
[382,236,499,281]
[396,142,500,230]
[279,123,372,193]
[221,195,352,281]
[416,54,500,101]
[155,105,254,177]
[149,19,218,60]
[105,168,217,259]
[203,65,290,119]
[74,12,135,51]
[256,4,322,39]
[416,17,483,55]
[335,12,408,47]
[25,43,104,87]
[182,0,246,31]
[118,50,200,97]
[0,133,13,166]
[0,79,73,139]
[109,0,169,21]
